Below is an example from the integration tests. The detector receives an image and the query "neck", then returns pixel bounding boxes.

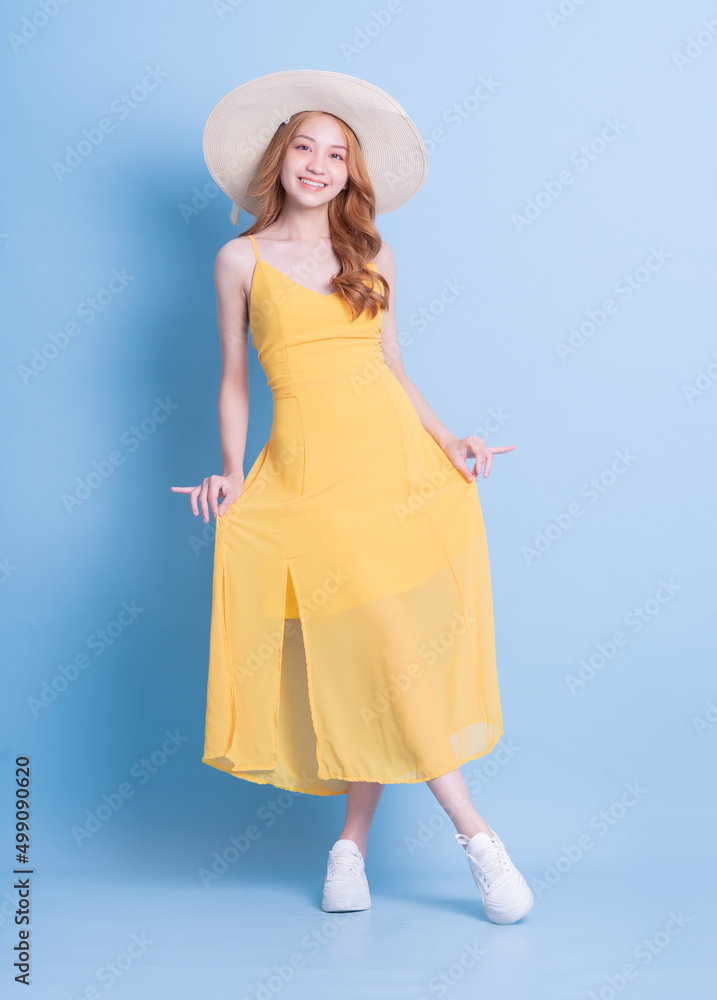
[274,201,332,242]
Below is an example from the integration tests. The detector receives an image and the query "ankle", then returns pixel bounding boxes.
[456,821,492,840]
[337,834,366,858]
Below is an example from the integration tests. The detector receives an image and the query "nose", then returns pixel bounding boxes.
[303,151,327,175]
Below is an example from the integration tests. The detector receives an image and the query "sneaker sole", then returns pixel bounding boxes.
[485,886,534,925]
[321,894,371,912]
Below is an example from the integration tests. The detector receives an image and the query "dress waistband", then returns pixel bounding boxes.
[269,362,392,399]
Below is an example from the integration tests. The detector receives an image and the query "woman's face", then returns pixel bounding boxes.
[280,113,349,211]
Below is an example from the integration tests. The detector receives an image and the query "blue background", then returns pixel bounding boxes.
[2,0,715,996]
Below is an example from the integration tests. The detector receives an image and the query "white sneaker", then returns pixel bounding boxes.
[321,839,371,912]
[455,828,534,924]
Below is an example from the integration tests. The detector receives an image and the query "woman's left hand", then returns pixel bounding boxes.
[443,435,516,482]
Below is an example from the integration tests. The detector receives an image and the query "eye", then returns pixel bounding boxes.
[295,144,344,160]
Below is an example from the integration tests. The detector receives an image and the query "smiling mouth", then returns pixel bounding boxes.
[298,176,327,189]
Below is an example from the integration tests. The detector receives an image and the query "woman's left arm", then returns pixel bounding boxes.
[376,243,515,483]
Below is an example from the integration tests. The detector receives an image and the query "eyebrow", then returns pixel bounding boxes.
[294,134,347,151]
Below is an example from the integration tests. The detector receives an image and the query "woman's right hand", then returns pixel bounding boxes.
[171,472,245,522]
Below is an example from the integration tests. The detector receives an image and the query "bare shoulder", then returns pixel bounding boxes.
[372,241,395,272]
[214,235,257,290]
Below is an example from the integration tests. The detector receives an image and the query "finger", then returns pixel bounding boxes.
[451,457,473,482]
[488,445,516,454]
[444,441,471,481]
[207,478,220,519]
[198,480,210,523]
[211,476,229,519]
[483,452,494,477]
[217,486,235,516]
[217,494,232,517]
[452,452,473,482]
[170,484,203,518]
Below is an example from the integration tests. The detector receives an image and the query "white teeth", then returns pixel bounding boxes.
[299,177,326,188]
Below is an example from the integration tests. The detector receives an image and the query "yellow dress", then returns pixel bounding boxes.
[202,233,503,796]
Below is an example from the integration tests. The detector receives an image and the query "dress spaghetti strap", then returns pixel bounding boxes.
[247,233,261,262]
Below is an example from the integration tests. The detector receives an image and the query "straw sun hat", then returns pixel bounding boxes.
[202,69,428,224]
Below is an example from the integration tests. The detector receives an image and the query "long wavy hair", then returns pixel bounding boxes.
[238,110,389,321]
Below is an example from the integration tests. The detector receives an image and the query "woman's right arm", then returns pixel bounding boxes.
[170,238,253,521]
[215,239,252,491]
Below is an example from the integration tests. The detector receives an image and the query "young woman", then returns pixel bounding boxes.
[172,70,533,925]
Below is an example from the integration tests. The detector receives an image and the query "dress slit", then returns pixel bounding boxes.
[226,562,347,796]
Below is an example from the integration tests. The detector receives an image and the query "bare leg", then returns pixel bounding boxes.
[425,768,491,839]
[338,781,384,858]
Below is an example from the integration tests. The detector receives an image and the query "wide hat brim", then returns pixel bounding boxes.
[202,69,428,221]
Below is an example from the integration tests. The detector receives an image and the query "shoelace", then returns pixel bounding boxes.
[468,840,512,891]
[328,850,362,881]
